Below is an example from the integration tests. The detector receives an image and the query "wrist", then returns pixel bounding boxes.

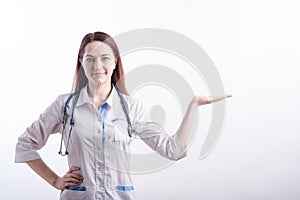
[50,175,60,189]
[190,97,199,109]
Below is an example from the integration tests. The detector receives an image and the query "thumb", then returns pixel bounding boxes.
[67,166,80,173]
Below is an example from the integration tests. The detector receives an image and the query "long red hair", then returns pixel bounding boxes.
[71,32,128,94]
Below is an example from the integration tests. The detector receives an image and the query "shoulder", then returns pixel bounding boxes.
[55,93,74,104]
[49,93,76,111]
[120,93,151,121]
[121,94,143,109]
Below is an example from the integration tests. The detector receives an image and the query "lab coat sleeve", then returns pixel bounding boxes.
[15,95,64,163]
[131,99,187,161]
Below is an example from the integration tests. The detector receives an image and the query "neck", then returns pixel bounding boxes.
[87,81,112,104]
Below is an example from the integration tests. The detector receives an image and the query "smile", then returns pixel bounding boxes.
[92,72,106,76]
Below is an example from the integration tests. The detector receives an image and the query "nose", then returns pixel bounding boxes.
[94,58,105,70]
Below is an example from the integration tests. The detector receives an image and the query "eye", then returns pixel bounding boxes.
[102,57,110,62]
[86,57,93,62]
[84,57,95,63]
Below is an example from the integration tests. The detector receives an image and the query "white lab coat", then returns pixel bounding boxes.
[15,85,187,200]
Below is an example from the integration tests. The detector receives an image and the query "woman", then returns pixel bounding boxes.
[15,31,231,200]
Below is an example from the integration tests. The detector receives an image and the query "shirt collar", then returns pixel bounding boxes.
[76,84,116,108]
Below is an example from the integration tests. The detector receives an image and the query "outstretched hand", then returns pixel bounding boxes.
[193,94,232,106]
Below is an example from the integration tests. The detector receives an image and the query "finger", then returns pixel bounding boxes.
[212,94,232,103]
[67,173,84,181]
[225,94,232,98]
[67,166,80,173]
[64,182,81,187]
[66,177,83,184]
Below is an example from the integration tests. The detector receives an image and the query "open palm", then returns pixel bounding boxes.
[194,94,232,106]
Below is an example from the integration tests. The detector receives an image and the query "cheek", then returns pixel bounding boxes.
[108,61,116,69]
[82,66,91,77]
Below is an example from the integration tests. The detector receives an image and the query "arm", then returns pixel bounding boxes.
[133,94,232,161]
[15,95,63,163]
[15,95,83,189]
[27,159,83,190]
[176,94,232,147]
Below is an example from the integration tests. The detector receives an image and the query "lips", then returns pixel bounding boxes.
[92,72,106,76]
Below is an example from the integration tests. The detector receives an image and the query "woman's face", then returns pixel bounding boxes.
[81,41,116,86]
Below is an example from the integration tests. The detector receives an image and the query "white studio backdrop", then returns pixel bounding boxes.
[1,0,300,199]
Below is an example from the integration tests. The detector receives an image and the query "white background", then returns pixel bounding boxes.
[1,0,300,199]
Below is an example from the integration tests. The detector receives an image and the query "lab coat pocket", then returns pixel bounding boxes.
[112,118,129,142]
[60,187,88,200]
[115,186,135,200]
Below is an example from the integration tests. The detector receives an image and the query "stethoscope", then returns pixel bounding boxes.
[58,87,133,156]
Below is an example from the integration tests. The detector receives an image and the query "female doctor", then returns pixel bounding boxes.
[15,31,232,200]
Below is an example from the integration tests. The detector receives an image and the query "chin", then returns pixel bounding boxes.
[96,78,109,85]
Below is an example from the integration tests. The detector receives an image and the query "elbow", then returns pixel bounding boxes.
[15,146,41,163]
[156,136,188,161]
[171,152,187,161]
[163,150,187,161]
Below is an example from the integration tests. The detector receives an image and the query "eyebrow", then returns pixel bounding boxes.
[84,54,112,57]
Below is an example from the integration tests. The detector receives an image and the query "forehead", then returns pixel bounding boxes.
[84,41,114,56]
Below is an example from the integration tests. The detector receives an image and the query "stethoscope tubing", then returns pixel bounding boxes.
[58,87,132,156]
